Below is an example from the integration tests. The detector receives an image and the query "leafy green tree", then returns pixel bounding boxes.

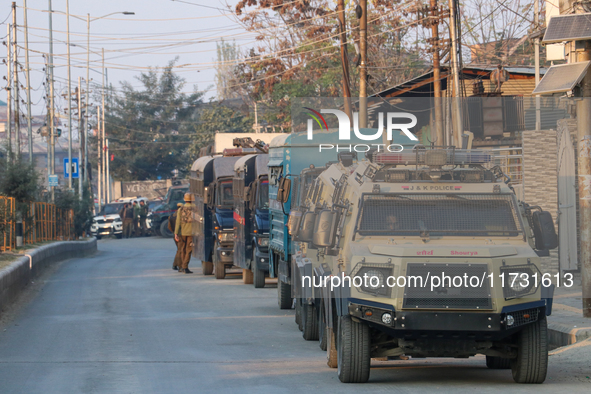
[97,59,205,181]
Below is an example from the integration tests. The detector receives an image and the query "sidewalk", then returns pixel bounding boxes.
[547,275,591,348]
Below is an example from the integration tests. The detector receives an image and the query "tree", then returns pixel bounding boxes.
[98,59,205,181]
[215,39,241,100]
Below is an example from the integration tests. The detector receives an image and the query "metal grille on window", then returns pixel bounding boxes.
[356,193,522,237]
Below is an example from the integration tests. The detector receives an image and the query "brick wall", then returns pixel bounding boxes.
[522,129,559,274]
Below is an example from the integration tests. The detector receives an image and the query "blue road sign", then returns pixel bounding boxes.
[64,158,79,179]
[48,174,59,187]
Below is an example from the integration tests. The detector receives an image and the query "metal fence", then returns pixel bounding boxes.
[488,147,523,185]
[0,197,74,252]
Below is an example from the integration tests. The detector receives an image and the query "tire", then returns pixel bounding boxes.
[486,356,511,369]
[243,268,253,284]
[295,297,303,331]
[214,244,226,279]
[319,303,327,351]
[160,220,173,238]
[154,226,162,236]
[277,279,293,310]
[116,233,122,239]
[302,303,319,340]
[202,261,213,275]
[511,316,548,384]
[337,315,371,383]
[253,250,265,288]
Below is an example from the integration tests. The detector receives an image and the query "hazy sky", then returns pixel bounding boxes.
[1,0,247,116]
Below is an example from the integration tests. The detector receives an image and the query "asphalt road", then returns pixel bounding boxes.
[0,237,589,393]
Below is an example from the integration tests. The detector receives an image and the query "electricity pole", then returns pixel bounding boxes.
[12,2,20,158]
[66,0,72,190]
[85,14,90,185]
[48,0,56,202]
[534,0,541,131]
[337,0,352,121]
[102,48,107,204]
[23,0,33,163]
[448,0,463,147]
[77,77,83,199]
[359,0,368,129]
[6,24,12,163]
[97,105,102,210]
[430,0,444,145]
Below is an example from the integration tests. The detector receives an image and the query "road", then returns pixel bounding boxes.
[0,237,589,393]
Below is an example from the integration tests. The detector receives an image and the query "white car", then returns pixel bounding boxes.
[90,202,124,239]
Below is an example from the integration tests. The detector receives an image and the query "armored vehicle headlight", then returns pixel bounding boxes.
[351,262,394,297]
[258,237,269,247]
[500,265,539,299]
[381,313,393,325]
[506,315,515,326]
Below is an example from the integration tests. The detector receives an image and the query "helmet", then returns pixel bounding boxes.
[177,203,183,207]
[184,193,195,202]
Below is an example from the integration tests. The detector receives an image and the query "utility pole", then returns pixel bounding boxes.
[359,0,368,129]
[534,0,541,131]
[77,77,83,199]
[337,0,352,121]
[66,0,72,190]
[6,24,12,163]
[48,0,56,202]
[97,105,102,210]
[102,48,107,204]
[85,13,90,185]
[106,138,110,202]
[23,0,33,163]
[430,0,444,145]
[12,2,20,158]
[448,0,463,147]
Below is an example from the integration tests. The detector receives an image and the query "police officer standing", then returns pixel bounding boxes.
[174,193,195,274]
[169,203,183,270]
[139,200,148,236]
[132,201,140,237]
[122,203,134,238]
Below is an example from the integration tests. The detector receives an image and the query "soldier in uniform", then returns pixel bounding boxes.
[122,203,134,238]
[174,193,195,274]
[169,203,183,270]
[132,201,140,237]
[139,200,148,236]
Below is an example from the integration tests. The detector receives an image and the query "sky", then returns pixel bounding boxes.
[1,0,248,118]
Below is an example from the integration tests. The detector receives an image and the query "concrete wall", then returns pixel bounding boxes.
[0,239,97,316]
[112,180,172,201]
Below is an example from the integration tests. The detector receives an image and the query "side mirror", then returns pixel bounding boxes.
[276,177,291,203]
[297,211,317,242]
[243,186,251,209]
[532,211,558,250]
[313,209,337,247]
[205,185,214,206]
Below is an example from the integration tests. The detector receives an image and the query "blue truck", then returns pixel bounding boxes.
[232,154,270,288]
[190,155,241,278]
[268,130,375,309]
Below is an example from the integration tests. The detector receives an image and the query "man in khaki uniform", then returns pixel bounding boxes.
[168,203,183,271]
[174,193,195,274]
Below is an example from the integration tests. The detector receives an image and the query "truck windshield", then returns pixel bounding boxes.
[257,181,269,209]
[355,193,522,237]
[217,181,233,206]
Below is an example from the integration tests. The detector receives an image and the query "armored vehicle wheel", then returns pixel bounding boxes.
[243,268,253,284]
[215,260,225,279]
[337,316,370,383]
[295,297,303,331]
[95,235,102,240]
[202,261,213,275]
[154,227,162,236]
[253,257,265,288]
[160,220,173,238]
[486,356,511,369]
[277,279,292,310]
[302,303,319,340]
[511,316,548,383]
[318,303,327,351]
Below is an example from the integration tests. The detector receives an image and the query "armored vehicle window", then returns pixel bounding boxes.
[217,180,233,206]
[356,193,522,237]
[257,181,269,209]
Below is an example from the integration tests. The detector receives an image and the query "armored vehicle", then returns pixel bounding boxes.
[292,147,557,384]
[190,155,242,278]
[233,154,270,288]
